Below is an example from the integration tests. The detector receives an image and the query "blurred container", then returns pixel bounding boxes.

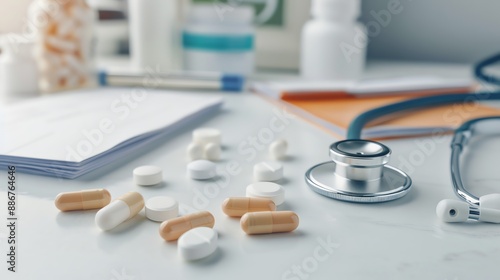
[87,0,128,56]
[183,5,255,75]
[128,0,180,72]
[301,0,366,81]
[0,36,39,98]
[29,0,96,93]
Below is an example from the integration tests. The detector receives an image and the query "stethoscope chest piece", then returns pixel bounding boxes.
[305,139,412,203]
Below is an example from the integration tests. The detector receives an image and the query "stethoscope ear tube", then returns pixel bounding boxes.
[347,92,500,140]
[474,53,500,85]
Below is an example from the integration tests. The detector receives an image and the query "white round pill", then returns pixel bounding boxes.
[192,128,221,146]
[203,143,221,161]
[178,227,218,261]
[269,139,288,160]
[253,161,283,182]
[246,182,285,206]
[187,142,204,161]
[145,196,178,222]
[133,165,163,186]
[187,160,216,180]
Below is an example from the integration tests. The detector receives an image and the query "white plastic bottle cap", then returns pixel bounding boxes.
[145,196,179,222]
[312,0,361,20]
[178,227,218,261]
[246,182,285,206]
[187,160,216,180]
[192,128,221,146]
[133,165,163,186]
[253,161,283,182]
[188,4,254,25]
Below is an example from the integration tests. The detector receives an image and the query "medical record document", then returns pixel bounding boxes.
[0,88,223,178]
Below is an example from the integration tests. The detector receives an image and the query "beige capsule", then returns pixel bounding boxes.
[222,197,276,217]
[55,189,111,211]
[159,211,215,241]
[241,211,299,235]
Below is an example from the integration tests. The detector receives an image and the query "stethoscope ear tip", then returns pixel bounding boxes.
[436,199,469,223]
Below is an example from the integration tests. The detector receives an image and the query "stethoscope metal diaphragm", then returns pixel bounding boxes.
[305,140,412,203]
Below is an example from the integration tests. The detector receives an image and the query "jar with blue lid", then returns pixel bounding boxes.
[183,5,255,75]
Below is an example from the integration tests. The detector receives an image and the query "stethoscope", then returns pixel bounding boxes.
[305,53,500,215]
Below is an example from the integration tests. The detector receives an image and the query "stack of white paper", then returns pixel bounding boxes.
[0,88,223,178]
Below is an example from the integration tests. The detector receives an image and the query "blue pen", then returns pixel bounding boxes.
[98,70,245,92]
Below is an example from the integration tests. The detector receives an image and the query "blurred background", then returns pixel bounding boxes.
[1,0,499,69]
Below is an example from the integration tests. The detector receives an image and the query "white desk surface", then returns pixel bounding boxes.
[2,61,500,280]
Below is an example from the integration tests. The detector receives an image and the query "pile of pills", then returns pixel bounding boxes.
[54,130,298,261]
[30,0,94,92]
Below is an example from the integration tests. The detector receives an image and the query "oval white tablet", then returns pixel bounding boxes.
[187,160,216,180]
[178,227,218,261]
[145,196,178,222]
[133,165,163,186]
[253,161,283,182]
[246,182,285,206]
[192,128,221,146]
[269,139,288,160]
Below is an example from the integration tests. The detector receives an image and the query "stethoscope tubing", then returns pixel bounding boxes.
[347,92,500,139]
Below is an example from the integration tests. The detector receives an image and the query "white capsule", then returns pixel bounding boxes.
[204,143,221,161]
[193,128,221,146]
[35,49,63,71]
[187,160,216,180]
[45,36,77,52]
[253,161,283,182]
[187,142,203,161]
[246,182,285,206]
[56,17,75,37]
[95,192,144,231]
[63,54,86,75]
[269,139,288,160]
[178,227,218,261]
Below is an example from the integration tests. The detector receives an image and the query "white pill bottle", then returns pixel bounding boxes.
[301,0,366,81]
[29,0,96,93]
[182,5,255,75]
